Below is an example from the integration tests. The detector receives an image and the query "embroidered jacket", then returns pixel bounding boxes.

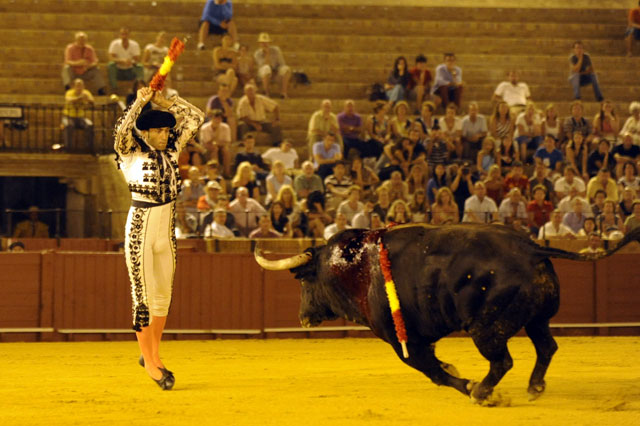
[114,96,204,204]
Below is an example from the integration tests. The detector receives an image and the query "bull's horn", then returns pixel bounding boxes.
[254,248,312,270]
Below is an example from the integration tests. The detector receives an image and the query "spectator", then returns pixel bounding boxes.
[249,214,282,238]
[175,202,198,238]
[294,161,324,200]
[233,133,269,177]
[308,99,341,157]
[514,102,543,163]
[579,232,604,254]
[450,162,475,220]
[389,101,412,140]
[200,195,239,236]
[313,132,343,179]
[562,197,588,234]
[612,134,640,178]
[431,53,463,110]
[364,100,391,158]
[265,160,292,206]
[408,54,433,113]
[618,161,640,193]
[197,0,238,50]
[534,135,564,172]
[557,186,591,216]
[276,185,307,237]
[619,187,637,219]
[386,199,412,225]
[477,137,498,176]
[409,189,429,223]
[625,1,640,56]
[254,32,291,98]
[439,104,463,159]
[406,162,428,195]
[12,206,49,238]
[462,101,488,160]
[431,186,459,225]
[596,199,625,237]
[231,161,261,200]
[8,241,25,252]
[388,130,427,178]
[197,180,223,212]
[373,186,392,222]
[498,135,518,172]
[212,34,239,94]
[538,209,574,239]
[568,41,604,102]
[352,200,376,229]
[385,56,411,103]
[324,161,353,211]
[203,159,227,191]
[541,103,561,142]
[620,101,640,144]
[424,119,454,169]
[236,83,282,144]
[503,161,529,198]
[204,207,235,238]
[563,100,594,145]
[200,109,232,176]
[529,163,556,204]
[338,100,365,159]
[324,212,350,240]
[623,200,640,231]
[587,168,618,201]
[262,139,299,170]
[206,82,237,143]
[484,164,504,205]
[415,101,436,138]
[576,216,597,238]
[269,201,292,237]
[62,79,94,151]
[179,166,206,220]
[125,80,149,111]
[62,31,106,95]
[489,101,514,145]
[237,44,255,87]
[229,186,266,236]
[304,191,333,238]
[593,100,620,144]
[527,185,554,234]
[498,187,527,225]
[462,182,498,223]
[565,131,589,181]
[554,165,586,199]
[349,155,379,199]
[107,27,143,93]
[426,163,447,203]
[586,140,615,178]
[591,189,607,217]
[492,70,531,116]
[380,170,409,202]
[337,185,364,225]
[141,31,168,83]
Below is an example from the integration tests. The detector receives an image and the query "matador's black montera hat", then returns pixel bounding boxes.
[136,109,176,130]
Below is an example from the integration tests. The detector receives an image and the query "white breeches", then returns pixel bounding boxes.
[124,201,177,331]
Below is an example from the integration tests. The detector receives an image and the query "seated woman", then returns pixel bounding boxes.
[386,199,412,225]
[541,103,561,142]
[364,100,390,160]
[406,162,428,195]
[389,101,412,140]
[484,164,504,206]
[514,102,543,163]
[592,100,620,144]
[565,131,589,181]
[231,161,260,200]
[489,101,514,144]
[385,56,410,103]
[476,137,497,177]
[498,134,519,172]
[426,163,447,204]
[269,200,292,237]
[409,189,429,223]
[213,34,239,94]
[236,44,256,88]
[276,184,307,237]
[349,155,379,200]
[439,103,463,159]
[265,160,292,206]
[431,186,459,225]
[596,199,625,237]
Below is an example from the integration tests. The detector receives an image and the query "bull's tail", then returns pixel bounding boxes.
[534,227,640,262]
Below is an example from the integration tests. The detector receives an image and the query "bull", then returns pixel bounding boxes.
[255,224,640,405]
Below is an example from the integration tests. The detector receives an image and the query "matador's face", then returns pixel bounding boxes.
[145,127,170,150]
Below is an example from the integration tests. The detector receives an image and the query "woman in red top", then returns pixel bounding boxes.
[527,184,554,234]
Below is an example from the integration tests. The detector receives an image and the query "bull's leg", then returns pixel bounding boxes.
[524,318,558,400]
[394,342,472,396]
[469,336,513,406]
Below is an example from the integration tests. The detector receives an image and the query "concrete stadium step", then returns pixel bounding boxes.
[0,0,627,24]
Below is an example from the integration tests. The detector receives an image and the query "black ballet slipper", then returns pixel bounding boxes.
[152,368,175,391]
[138,354,145,368]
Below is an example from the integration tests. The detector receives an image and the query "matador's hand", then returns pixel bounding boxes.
[137,87,153,104]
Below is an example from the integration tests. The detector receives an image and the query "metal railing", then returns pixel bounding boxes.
[0,103,121,155]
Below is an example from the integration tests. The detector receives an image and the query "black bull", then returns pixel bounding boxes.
[255,224,640,405]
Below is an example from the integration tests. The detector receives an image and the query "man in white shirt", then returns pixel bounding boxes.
[107,27,144,92]
[553,165,586,199]
[462,182,498,223]
[498,188,527,225]
[199,109,232,175]
[261,139,299,170]
[557,186,592,216]
[492,70,531,116]
[204,208,235,238]
[228,186,267,236]
[337,185,364,225]
[324,212,350,240]
[538,209,575,239]
[236,83,282,144]
[460,101,488,160]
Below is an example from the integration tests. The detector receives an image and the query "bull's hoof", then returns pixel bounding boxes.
[470,383,511,407]
[527,383,546,401]
[441,362,460,378]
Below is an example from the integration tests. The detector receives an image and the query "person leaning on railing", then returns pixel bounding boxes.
[62,79,94,151]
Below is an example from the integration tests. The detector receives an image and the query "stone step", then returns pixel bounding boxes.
[0,1,626,24]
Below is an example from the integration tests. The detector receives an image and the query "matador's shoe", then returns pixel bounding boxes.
[139,355,175,377]
[153,368,175,391]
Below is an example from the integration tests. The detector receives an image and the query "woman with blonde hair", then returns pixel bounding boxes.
[275,184,307,236]
[484,164,504,205]
[389,100,412,139]
[593,99,620,143]
[265,160,292,206]
[489,100,514,143]
[409,189,429,223]
[231,161,260,200]
[386,199,411,225]
[541,103,561,142]
[431,186,459,225]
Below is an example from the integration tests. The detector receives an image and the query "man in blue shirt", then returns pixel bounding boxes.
[568,41,604,102]
[198,0,238,50]
[431,53,464,110]
[313,132,343,179]
[534,135,564,172]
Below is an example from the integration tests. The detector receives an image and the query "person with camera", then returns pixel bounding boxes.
[449,162,475,221]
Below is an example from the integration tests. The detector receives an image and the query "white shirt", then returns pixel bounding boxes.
[538,222,574,239]
[109,38,141,69]
[204,221,235,238]
[337,200,364,224]
[439,116,462,137]
[199,121,231,146]
[558,196,592,216]
[554,176,586,195]
[462,195,498,223]
[262,147,299,169]
[228,198,266,234]
[498,198,527,223]
[513,111,542,139]
[323,223,350,240]
[494,81,531,106]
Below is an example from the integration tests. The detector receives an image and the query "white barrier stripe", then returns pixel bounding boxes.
[55,328,263,334]
[264,326,371,332]
[0,327,55,333]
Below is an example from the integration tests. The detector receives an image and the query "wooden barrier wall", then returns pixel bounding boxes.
[0,252,639,341]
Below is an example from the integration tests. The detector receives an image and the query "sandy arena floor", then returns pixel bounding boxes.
[1,337,639,426]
